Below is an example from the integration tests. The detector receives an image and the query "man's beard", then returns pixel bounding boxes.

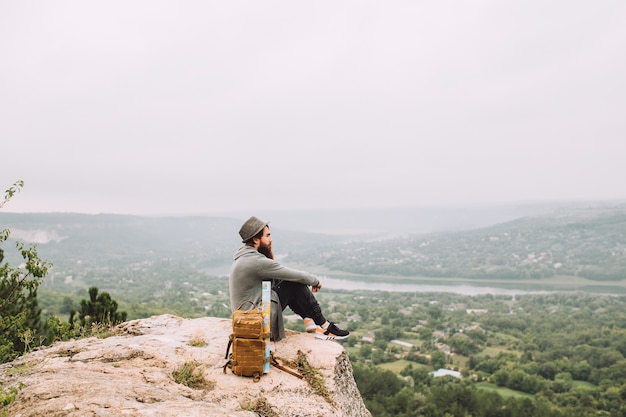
[258,242,274,260]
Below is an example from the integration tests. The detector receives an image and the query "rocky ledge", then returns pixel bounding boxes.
[0,314,371,417]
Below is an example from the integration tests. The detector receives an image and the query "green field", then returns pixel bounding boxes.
[481,346,520,357]
[572,381,597,390]
[476,382,535,399]
[379,359,428,373]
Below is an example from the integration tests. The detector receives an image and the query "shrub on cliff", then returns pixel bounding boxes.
[0,181,51,363]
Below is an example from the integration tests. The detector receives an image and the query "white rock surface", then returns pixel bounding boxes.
[0,314,371,417]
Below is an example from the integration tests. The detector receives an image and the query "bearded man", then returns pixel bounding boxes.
[229,216,349,341]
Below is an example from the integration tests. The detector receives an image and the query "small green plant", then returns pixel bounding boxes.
[53,346,83,358]
[1,382,24,412]
[172,360,214,390]
[187,337,207,347]
[46,314,114,345]
[4,364,30,376]
[241,396,278,417]
[18,329,43,356]
[45,315,72,344]
[86,321,115,339]
[291,350,334,404]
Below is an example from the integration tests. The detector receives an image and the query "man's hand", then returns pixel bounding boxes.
[312,283,323,293]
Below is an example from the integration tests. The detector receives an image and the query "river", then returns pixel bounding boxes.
[320,276,554,296]
[208,265,625,296]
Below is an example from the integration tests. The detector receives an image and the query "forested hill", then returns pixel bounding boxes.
[0,212,345,272]
[2,205,626,283]
[285,206,626,281]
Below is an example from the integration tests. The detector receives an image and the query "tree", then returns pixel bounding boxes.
[449,334,480,356]
[430,350,447,369]
[427,303,443,320]
[359,344,373,360]
[75,286,127,327]
[538,361,558,380]
[493,368,509,387]
[0,181,52,363]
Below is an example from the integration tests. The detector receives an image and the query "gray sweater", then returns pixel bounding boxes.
[229,245,320,341]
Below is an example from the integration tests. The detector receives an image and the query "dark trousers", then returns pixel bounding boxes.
[272,280,326,325]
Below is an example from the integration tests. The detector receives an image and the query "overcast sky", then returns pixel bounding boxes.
[1,1,625,216]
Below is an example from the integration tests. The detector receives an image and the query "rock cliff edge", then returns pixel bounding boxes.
[0,315,371,417]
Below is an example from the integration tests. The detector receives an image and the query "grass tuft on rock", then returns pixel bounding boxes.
[292,350,334,405]
[172,360,214,390]
[241,396,278,417]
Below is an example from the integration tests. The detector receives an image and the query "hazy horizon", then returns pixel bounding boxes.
[3,199,624,238]
[2,2,625,216]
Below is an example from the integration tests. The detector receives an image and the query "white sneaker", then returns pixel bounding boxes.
[314,322,350,340]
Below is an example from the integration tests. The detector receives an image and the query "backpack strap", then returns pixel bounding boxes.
[223,334,234,374]
[270,353,303,379]
[224,334,233,359]
[236,300,259,310]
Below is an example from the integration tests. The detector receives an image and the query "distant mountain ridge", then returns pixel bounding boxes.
[284,205,626,282]
[0,212,347,289]
[1,213,241,267]
[2,203,625,290]
[213,200,615,235]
